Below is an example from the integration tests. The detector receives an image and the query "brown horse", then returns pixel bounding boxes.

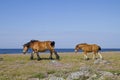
[23,40,60,60]
[75,43,103,60]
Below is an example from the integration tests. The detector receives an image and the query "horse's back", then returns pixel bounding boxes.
[91,44,101,51]
[36,41,55,51]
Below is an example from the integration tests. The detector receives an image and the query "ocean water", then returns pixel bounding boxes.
[0,48,120,54]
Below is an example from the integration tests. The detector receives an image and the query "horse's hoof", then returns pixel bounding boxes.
[30,57,34,60]
[94,58,97,60]
[49,56,54,60]
[37,58,41,61]
[100,58,103,60]
[85,58,89,60]
[49,57,53,59]
[56,56,60,60]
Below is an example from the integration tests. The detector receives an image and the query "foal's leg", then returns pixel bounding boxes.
[98,52,103,59]
[92,52,97,60]
[84,52,89,60]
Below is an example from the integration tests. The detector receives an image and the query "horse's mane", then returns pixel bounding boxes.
[23,42,30,47]
[30,40,39,43]
[23,40,39,47]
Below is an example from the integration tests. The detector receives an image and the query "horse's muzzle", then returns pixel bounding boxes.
[75,50,77,53]
[23,51,26,54]
[23,52,25,54]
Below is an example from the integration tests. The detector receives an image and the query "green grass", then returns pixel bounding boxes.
[31,73,46,79]
[0,52,120,80]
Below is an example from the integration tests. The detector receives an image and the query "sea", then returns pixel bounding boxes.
[0,48,120,54]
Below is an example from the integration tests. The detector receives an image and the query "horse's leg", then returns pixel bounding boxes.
[84,52,89,60]
[92,52,95,60]
[54,50,60,60]
[36,52,41,61]
[30,52,34,60]
[92,52,97,60]
[98,52,103,59]
[49,51,53,60]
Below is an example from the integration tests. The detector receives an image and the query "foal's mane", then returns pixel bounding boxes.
[80,43,88,45]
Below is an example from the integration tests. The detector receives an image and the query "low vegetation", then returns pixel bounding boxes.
[0,52,120,80]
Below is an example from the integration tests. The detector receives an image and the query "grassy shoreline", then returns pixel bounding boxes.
[0,52,120,80]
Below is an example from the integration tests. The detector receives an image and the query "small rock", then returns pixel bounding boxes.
[49,76,64,80]
[28,78,39,80]
[102,60,111,64]
[94,59,102,64]
[87,74,97,80]
[94,59,111,65]
[66,71,89,80]
[98,71,114,76]
[80,66,91,72]
[49,60,63,67]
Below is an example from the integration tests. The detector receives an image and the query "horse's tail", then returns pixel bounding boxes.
[51,41,55,47]
[98,46,101,51]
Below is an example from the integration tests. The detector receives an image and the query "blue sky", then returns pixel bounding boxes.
[0,0,120,48]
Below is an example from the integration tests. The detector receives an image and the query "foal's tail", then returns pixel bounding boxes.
[51,41,55,47]
[98,46,101,51]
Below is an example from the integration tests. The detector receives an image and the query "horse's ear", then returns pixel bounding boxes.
[23,44,25,47]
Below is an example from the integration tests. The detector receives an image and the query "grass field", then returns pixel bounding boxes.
[0,52,120,80]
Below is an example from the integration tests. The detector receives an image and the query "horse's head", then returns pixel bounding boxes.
[75,43,87,53]
[75,45,79,53]
[23,44,29,54]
